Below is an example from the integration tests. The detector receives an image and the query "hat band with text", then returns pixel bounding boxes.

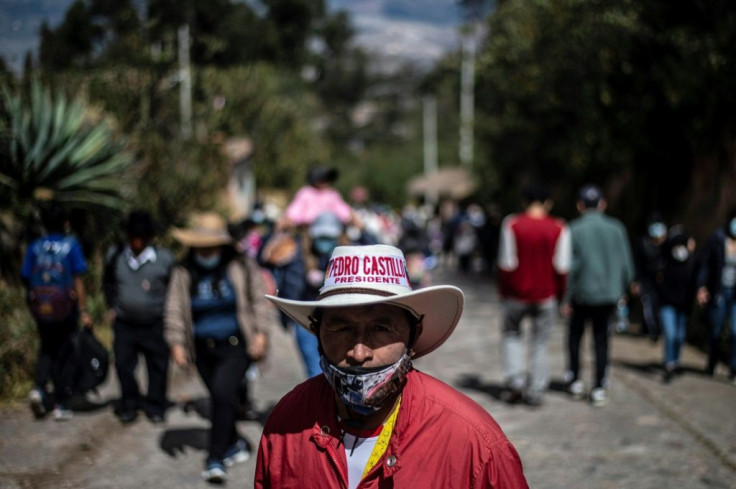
[322,253,411,290]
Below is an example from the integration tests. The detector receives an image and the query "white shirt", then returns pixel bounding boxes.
[125,246,157,271]
[342,433,379,489]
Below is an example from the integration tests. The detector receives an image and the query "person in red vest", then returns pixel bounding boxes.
[497,184,571,406]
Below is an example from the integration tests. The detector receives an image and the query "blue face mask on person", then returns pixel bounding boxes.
[194,251,221,270]
[313,237,338,256]
[648,222,667,240]
[728,218,736,239]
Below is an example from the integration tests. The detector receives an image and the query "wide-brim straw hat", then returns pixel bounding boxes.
[267,244,464,359]
[171,212,233,248]
[260,232,299,266]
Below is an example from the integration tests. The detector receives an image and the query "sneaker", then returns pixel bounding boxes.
[501,388,524,405]
[118,410,138,424]
[568,380,585,400]
[590,388,608,407]
[52,405,74,421]
[224,438,251,467]
[663,366,675,384]
[28,388,46,418]
[202,460,227,483]
[146,413,165,425]
[524,392,544,407]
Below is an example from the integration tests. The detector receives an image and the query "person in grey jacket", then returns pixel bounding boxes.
[165,212,274,483]
[562,185,634,407]
[104,211,175,424]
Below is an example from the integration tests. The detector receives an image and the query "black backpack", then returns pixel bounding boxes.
[68,329,110,394]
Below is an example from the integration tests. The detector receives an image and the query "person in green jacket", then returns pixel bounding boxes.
[561,185,634,407]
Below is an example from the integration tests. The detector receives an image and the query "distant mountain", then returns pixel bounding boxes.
[329,0,464,70]
[0,0,465,74]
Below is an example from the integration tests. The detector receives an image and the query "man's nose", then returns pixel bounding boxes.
[347,341,373,364]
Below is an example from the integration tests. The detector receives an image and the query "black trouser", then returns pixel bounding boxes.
[639,282,661,339]
[113,319,169,416]
[568,304,615,389]
[36,319,78,406]
[195,336,250,462]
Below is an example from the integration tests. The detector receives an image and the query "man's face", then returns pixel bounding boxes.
[319,304,411,369]
[128,235,151,256]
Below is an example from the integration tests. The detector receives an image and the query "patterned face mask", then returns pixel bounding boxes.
[320,353,413,415]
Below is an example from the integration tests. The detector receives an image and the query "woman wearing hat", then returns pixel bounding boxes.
[254,244,528,489]
[164,212,274,483]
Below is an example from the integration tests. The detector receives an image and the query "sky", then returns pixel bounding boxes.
[0,0,467,74]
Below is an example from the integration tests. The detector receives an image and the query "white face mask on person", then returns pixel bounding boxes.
[194,251,222,270]
[320,353,413,416]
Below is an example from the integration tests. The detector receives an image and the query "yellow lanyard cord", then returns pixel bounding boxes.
[361,396,402,479]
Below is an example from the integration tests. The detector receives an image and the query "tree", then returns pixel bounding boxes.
[0,80,134,281]
[473,0,736,234]
[39,0,143,71]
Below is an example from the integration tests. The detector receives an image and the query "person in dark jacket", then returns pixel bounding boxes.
[696,209,736,382]
[658,226,697,383]
[632,213,667,341]
[103,211,175,424]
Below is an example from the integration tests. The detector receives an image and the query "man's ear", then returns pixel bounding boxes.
[308,316,319,334]
[409,321,424,357]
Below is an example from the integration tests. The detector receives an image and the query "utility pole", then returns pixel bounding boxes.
[423,95,438,206]
[459,29,475,168]
[178,24,193,140]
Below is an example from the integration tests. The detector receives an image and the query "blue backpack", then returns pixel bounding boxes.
[28,237,77,323]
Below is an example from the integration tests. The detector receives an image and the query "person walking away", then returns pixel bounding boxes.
[632,213,667,340]
[497,184,571,406]
[21,202,92,420]
[397,215,433,288]
[256,244,529,489]
[103,211,175,424]
[696,208,736,383]
[658,226,697,383]
[165,212,274,483]
[562,185,635,406]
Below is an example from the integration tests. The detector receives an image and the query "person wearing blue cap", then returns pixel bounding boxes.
[562,185,635,407]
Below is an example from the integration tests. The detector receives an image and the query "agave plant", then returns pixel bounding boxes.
[0,80,133,211]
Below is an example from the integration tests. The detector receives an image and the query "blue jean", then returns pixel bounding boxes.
[294,321,323,378]
[660,305,687,369]
[707,287,736,374]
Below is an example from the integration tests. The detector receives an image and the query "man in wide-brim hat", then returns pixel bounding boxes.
[255,244,528,489]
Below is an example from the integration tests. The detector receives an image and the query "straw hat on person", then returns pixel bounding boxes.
[260,232,299,266]
[171,212,233,248]
[266,244,464,359]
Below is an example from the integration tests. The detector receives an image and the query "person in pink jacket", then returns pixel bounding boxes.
[255,244,528,489]
[283,166,354,227]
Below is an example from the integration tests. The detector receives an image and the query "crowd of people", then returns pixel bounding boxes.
[18,169,736,486]
[496,183,736,410]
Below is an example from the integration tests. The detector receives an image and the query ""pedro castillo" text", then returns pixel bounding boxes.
[328,255,406,284]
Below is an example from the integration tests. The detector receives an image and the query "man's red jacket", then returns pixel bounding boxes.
[255,369,529,489]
